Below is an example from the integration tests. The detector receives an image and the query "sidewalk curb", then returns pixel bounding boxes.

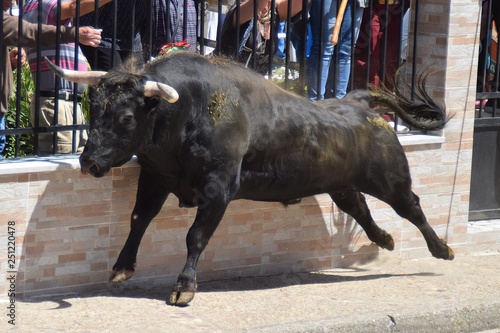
[251,303,500,333]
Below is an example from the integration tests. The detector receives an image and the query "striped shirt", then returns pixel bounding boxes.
[23,0,88,94]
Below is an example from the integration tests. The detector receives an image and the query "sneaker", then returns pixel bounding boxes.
[475,99,488,109]
[388,121,409,133]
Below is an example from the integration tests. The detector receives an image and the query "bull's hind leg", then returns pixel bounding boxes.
[389,192,454,260]
[330,191,395,251]
[109,170,169,282]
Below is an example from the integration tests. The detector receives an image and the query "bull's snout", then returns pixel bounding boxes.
[80,155,103,177]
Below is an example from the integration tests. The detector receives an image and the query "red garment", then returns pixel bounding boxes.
[354,2,405,91]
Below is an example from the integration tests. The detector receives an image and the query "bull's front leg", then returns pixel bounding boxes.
[168,202,228,306]
[169,171,238,306]
[109,170,169,282]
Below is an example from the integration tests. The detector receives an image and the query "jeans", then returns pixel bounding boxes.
[307,0,364,100]
[290,23,312,59]
[275,22,286,59]
[0,113,5,158]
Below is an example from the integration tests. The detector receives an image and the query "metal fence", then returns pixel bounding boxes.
[468,0,500,220]
[1,0,418,159]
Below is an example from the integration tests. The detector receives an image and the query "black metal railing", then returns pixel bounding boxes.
[1,0,419,159]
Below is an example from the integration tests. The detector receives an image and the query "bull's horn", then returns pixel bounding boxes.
[144,81,179,103]
[44,56,106,85]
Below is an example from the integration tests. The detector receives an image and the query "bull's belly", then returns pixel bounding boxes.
[235,170,353,202]
[235,187,330,202]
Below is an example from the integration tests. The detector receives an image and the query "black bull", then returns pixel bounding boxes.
[46,52,454,306]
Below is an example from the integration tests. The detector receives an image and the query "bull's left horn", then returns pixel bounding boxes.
[144,81,179,103]
[44,57,107,85]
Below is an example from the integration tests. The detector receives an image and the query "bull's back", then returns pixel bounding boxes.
[146,53,403,201]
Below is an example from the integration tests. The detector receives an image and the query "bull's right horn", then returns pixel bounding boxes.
[44,57,107,85]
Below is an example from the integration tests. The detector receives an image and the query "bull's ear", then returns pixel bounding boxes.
[145,97,161,113]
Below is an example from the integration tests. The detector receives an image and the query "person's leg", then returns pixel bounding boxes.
[307,0,337,101]
[170,0,198,51]
[31,97,55,155]
[334,2,366,98]
[276,22,286,59]
[55,100,77,154]
[380,3,403,90]
[352,8,371,90]
[290,29,300,59]
[352,4,364,42]
[306,23,312,57]
[76,104,88,154]
[290,22,312,60]
[46,101,87,154]
[368,7,382,87]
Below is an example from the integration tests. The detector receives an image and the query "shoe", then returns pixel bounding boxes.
[388,121,409,133]
[475,99,488,109]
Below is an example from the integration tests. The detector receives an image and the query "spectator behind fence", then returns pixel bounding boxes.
[477,0,500,96]
[307,0,367,101]
[353,0,409,91]
[216,0,305,75]
[1,0,101,158]
[79,0,149,71]
[22,0,104,156]
[151,0,197,56]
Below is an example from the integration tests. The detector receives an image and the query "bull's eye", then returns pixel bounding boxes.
[121,114,134,125]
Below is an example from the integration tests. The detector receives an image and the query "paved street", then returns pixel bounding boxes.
[4,253,500,333]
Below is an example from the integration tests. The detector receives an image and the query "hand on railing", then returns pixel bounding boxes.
[78,27,102,48]
[9,48,27,69]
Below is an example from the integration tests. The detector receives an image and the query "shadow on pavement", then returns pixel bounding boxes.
[20,269,440,309]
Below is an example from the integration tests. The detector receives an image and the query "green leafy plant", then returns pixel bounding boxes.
[5,64,34,158]
[81,86,90,123]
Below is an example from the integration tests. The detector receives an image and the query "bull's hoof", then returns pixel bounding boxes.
[433,246,455,261]
[168,289,196,306]
[431,239,455,261]
[376,231,395,251]
[109,269,134,283]
[168,272,198,306]
[446,247,455,260]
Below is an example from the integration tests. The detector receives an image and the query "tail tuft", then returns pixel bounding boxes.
[368,71,448,131]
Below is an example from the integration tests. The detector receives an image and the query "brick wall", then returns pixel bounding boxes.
[0,160,389,299]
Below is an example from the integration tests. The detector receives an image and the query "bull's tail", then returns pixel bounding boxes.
[346,73,448,131]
